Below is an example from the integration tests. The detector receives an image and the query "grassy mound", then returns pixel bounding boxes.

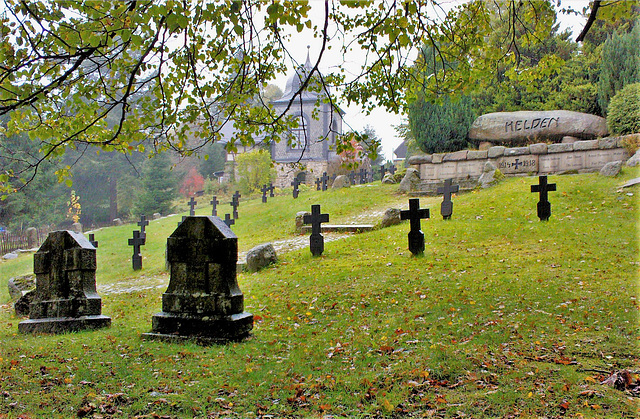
[1,170,638,418]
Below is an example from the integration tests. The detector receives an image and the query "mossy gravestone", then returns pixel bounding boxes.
[18,230,111,334]
[143,216,253,344]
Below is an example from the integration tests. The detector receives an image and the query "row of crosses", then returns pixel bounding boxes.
[292,165,397,199]
[302,176,556,257]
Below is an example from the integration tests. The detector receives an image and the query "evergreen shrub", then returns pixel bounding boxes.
[607,83,640,135]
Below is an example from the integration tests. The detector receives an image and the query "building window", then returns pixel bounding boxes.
[290,114,307,150]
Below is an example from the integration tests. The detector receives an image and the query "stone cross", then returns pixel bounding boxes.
[400,198,430,255]
[303,204,329,257]
[18,230,111,334]
[224,213,235,227]
[315,177,322,191]
[230,191,241,219]
[188,196,197,216]
[291,178,300,199]
[348,171,356,185]
[88,233,98,248]
[359,168,367,184]
[268,183,275,197]
[437,178,459,220]
[531,175,557,221]
[128,230,146,270]
[261,184,269,203]
[137,215,149,237]
[388,165,397,175]
[143,216,253,343]
[379,165,387,179]
[321,172,330,191]
[210,196,219,217]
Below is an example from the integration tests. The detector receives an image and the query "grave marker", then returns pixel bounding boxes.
[188,196,197,216]
[531,175,556,221]
[315,177,322,191]
[400,198,430,255]
[230,192,241,219]
[303,204,329,256]
[261,184,269,203]
[137,215,149,237]
[359,168,367,184]
[388,165,397,175]
[348,171,356,185]
[224,213,235,228]
[291,178,300,199]
[321,172,330,191]
[437,178,459,220]
[210,196,219,216]
[88,233,98,248]
[18,231,111,334]
[268,183,275,197]
[379,166,387,179]
[143,216,253,343]
[128,230,146,270]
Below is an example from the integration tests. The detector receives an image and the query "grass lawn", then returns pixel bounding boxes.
[0,169,638,418]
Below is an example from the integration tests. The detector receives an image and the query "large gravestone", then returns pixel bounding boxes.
[400,199,430,255]
[18,230,111,334]
[469,110,608,144]
[143,216,253,343]
[303,205,329,256]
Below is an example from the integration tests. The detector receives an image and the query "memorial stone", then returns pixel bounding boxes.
[332,175,350,189]
[143,216,253,343]
[18,231,111,334]
[437,178,459,220]
[113,218,123,226]
[400,198,430,255]
[128,230,145,270]
[530,175,557,221]
[153,213,161,220]
[303,205,329,256]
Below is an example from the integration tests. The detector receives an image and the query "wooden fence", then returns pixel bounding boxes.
[0,227,51,255]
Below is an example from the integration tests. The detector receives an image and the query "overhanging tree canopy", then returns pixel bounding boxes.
[0,0,631,195]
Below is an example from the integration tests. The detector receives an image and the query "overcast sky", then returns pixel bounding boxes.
[273,1,589,161]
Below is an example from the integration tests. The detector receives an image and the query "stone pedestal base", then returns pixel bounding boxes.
[18,315,111,334]
[142,311,253,344]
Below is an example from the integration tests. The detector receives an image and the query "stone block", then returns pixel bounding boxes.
[598,137,618,149]
[442,150,468,161]
[380,208,401,228]
[246,243,278,273]
[407,154,432,164]
[432,153,445,164]
[487,146,506,158]
[504,147,529,156]
[528,143,548,155]
[548,143,574,153]
[573,140,599,151]
[467,150,488,160]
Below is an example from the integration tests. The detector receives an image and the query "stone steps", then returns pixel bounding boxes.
[300,224,375,233]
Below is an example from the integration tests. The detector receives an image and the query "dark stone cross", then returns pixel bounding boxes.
[437,178,459,220]
[359,168,367,184]
[291,178,300,199]
[230,191,241,219]
[188,196,197,216]
[261,184,269,203]
[210,196,219,216]
[379,165,387,179]
[388,165,397,175]
[315,177,322,191]
[348,171,356,185]
[303,204,329,257]
[137,215,149,237]
[88,233,98,248]
[400,198,430,255]
[531,175,557,221]
[128,230,146,270]
[321,172,330,191]
[268,183,275,197]
[224,213,235,228]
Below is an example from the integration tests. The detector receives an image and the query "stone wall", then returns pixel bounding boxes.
[407,136,631,183]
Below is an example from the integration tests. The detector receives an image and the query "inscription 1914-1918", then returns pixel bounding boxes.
[505,117,559,133]
[498,158,537,171]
